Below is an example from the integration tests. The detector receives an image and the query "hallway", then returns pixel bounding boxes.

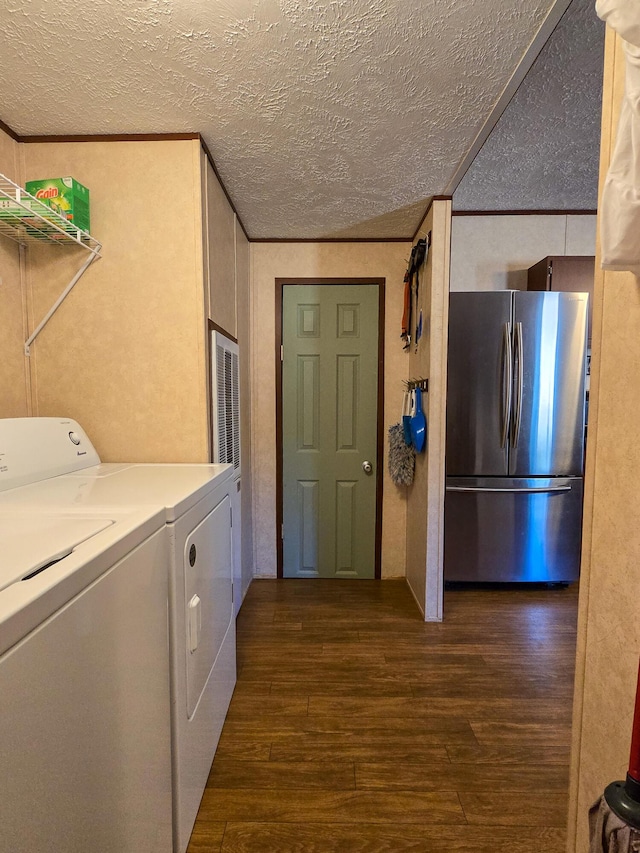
[188,579,578,852]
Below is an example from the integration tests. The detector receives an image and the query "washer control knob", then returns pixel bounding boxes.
[68,432,81,446]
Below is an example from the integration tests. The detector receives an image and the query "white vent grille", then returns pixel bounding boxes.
[212,332,240,471]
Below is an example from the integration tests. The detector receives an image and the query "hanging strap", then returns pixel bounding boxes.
[412,238,427,344]
[401,270,411,347]
[401,238,429,351]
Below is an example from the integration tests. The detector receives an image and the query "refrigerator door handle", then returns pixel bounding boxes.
[512,321,524,447]
[501,322,512,448]
[446,484,572,493]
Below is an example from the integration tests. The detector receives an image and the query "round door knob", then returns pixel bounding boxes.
[362,461,373,474]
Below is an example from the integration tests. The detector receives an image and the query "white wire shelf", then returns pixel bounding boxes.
[0,173,103,355]
[0,173,101,254]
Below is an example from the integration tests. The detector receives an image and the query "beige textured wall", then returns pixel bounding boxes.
[568,29,640,851]
[205,159,236,336]
[0,128,29,418]
[249,241,410,578]
[405,200,452,619]
[22,139,209,462]
[236,220,255,599]
[450,214,597,292]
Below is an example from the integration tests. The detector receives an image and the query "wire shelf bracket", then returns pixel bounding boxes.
[0,173,102,357]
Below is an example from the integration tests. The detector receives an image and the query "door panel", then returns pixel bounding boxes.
[297,479,319,574]
[510,292,587,477]
[297,355,320,450]
[446,291,512,476]
[444,476,583,583]
[336,480,357,575]
[282,284,379,579]
[337,355,359,449]
[184,495,232,717]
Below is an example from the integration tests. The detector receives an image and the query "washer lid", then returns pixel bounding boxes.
[0,463,234,520]
[0,516,113,591]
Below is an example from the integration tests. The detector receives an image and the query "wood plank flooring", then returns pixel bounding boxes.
[187,579,578,852]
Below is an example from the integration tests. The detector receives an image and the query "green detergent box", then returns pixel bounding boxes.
[25,177,90,234]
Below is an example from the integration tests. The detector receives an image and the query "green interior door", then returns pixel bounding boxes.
[282,284,379,578]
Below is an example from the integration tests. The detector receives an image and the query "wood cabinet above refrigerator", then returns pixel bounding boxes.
[527,255,595,345]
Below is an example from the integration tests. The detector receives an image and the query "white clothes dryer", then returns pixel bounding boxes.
[0,418,236,853]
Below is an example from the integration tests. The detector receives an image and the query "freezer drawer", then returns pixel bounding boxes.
[444,477,583,583]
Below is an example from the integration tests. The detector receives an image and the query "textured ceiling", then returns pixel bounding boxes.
[0,0,595,238]
[453,0,604,211]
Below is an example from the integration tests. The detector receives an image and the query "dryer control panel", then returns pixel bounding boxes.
[0,418,101,492]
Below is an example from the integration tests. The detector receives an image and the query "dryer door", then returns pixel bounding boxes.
[184,494,232,718]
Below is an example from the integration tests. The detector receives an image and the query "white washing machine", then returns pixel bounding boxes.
[0,480,173,849]
[0,418,237,853]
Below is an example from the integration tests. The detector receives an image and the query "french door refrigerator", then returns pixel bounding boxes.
[444,290,588,583]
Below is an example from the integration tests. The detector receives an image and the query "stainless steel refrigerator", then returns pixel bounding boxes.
[444,290,588,583]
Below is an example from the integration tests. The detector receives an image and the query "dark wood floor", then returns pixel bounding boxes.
[187,578,578,852]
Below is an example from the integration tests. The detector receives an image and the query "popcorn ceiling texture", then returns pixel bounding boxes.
[454,0,604,211]
[1,0,575,237]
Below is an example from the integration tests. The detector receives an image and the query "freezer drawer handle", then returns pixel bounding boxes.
[446,485,572,493]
